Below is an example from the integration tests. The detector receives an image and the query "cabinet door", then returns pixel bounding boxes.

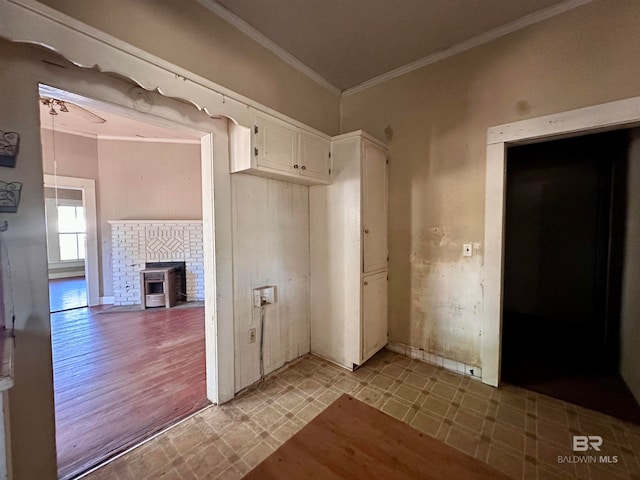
[255,115,297,173]
[362,141,388,273]
[361,271,388,363]
[298,132,331,182]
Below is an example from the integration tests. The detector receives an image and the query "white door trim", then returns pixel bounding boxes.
[43,174,100,307]
[482,95,640,387]
[36,63,236,405]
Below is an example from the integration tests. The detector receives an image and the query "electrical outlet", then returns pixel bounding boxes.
[249,327,256,343]
[463,243,473,257]
[253,286,276,306]
[261,286,275,305]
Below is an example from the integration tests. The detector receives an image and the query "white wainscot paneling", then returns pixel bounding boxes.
[231,174,310,392]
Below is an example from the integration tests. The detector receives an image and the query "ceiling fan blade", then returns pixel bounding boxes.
[66,102,107,124]
[39,96,107,124]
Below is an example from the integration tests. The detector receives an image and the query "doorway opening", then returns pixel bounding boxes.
[44,177,91,313]
[501,129,640,423]
[39,85,213,479]
[45,194,88,312]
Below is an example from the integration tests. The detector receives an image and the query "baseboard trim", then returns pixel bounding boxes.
[48,272,85,280]
[309,350,354,372]
[386,342,482,380]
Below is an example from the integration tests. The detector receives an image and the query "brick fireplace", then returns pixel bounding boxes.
[109,220,204,305]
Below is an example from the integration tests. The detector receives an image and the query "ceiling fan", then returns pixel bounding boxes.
[40,97,107,124]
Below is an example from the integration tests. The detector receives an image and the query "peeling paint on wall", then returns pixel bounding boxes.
[341,0,640,375]
[409,230,482,366]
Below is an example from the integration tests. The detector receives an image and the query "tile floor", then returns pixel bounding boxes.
[85,350,640,480]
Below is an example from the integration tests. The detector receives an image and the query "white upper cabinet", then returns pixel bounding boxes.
[255,114,297,174]
[230,110,331,185]
[298,131,331,182]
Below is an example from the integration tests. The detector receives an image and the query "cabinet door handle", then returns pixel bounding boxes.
[364,281,369,286]
[364,229,369,234]
[293,164,299,169]
[301,165,306,170]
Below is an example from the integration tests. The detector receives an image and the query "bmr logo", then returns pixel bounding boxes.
[573,435,602,452]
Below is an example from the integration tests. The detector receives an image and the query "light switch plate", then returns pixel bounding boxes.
[463,244,472,257]
[253,289,262,307]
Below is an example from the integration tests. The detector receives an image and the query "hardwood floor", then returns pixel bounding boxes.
[51,304,207,479]
[244,394,511,480]
[49,277,87,312]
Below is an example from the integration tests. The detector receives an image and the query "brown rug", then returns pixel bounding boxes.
[243,394,510,480]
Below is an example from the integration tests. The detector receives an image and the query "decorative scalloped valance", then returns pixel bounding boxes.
[0,0,330,135]
[0,0,256,126]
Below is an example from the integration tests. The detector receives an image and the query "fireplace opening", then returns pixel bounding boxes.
[145,261,187,302]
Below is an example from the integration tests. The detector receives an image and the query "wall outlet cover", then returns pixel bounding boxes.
[260,286,276,304]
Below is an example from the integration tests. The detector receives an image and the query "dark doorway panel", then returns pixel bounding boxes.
[501,130,640,423]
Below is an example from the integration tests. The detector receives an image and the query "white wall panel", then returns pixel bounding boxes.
[231,174,310,391]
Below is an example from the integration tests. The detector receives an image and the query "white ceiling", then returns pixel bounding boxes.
[39,98,201,142]
[205,0,588,92]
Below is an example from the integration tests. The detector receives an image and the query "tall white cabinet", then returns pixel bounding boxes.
[310,131,388,369]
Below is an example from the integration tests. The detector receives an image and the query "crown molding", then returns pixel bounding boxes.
[342,0,594,97]
[40,124,96,139]
[95,135,200,144]
[40,124,200,144]
[195,0,341,96]
[2,0,595,112]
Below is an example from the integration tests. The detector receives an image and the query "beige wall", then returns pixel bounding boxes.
[621,129,640,403]
[341,0,640,366]
[41,129,99,180]
[38,0,341,135]
[41,130,202,298]
[0,41,58,480]
[97,139,202,297]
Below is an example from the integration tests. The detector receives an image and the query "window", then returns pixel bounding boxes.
[57,205,86,261]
